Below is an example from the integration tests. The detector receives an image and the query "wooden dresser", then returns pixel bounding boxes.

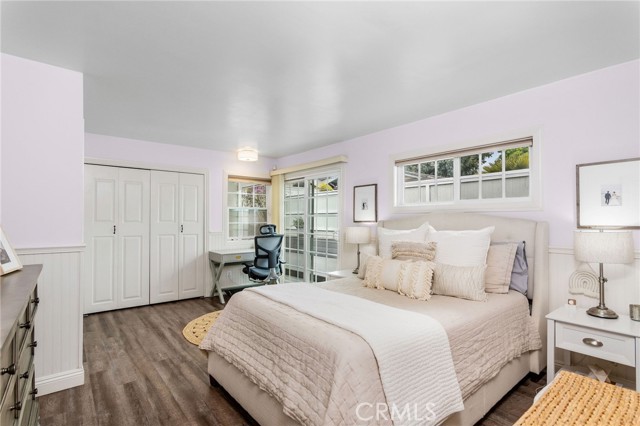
[1,265,41,426]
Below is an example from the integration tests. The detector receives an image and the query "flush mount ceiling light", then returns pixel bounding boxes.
[237,147,258,162]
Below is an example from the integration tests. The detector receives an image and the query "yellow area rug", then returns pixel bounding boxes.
[182,311,223,346]
[515,370,640,426]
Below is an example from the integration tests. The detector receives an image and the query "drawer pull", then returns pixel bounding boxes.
[19,370,29,379]
[31,297,40,305]
[19,321,31,329]
[1,364,16,375]
[30,388,38,397]
[582,337,603,347]
[28,341,38,348]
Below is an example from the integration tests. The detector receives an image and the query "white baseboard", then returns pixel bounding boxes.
[36,368,85,396]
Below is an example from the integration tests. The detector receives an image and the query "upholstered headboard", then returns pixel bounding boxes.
[378,212,549,373]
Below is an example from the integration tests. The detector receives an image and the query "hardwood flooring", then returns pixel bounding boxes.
[39,297,546,426]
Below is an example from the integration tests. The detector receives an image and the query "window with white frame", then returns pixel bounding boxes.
[227,176,271,241]
[395,136,538,210]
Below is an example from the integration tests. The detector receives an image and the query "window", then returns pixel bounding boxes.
[227,176,271,240]
[395,136,539,211]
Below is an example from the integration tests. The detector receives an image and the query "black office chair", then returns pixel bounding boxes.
[242,233,284,284]
[259,224,277,235]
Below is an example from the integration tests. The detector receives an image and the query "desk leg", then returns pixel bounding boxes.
[547,319,555,380]
[210,259,226,304]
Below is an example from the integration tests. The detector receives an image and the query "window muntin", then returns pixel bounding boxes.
[227,180,270,240]
[396,138,533,209]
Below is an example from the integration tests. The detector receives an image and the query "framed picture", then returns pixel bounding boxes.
[577,157,640,229]
[353,184,377,223]
[0,227,22,275]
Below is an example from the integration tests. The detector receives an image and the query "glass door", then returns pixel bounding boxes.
[283,172,340,282]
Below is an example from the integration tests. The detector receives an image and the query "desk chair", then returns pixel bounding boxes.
[242,233,284,285]
[259,224,277,235]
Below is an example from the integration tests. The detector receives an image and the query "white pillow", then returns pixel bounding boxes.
[432,263,488,302]
[377,222,430,259]
[427,226,494,267]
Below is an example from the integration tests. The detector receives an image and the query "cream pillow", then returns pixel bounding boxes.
[377,222,430,259]
[432,263,488,302]
[362,256,434,301]
[485,243,518,294]
[427,226,494,267]
[391,241,437,262]
[357,252,373,279]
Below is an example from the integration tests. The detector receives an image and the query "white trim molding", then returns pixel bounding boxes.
[37,368,85,396]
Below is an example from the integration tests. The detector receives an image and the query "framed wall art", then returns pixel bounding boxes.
[577,157,640,229]
[0,227,22,275]
[353,184,377,223]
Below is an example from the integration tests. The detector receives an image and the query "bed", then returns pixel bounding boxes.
[201,212,549,425]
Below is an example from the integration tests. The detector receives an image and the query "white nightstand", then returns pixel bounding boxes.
[326,269,356,280]
[546,306,640,391]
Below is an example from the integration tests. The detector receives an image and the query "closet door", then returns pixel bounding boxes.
[118,168,150,309]
[150,171,180,303]
[85,165,119,314]
[179,173,205,299]
[84,165,150,314]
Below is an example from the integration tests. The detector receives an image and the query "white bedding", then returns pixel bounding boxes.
[248,284,464,425]
[201,277,541,425]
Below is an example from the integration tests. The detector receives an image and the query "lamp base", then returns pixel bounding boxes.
[587,306,618,319]
[352,268,358,275]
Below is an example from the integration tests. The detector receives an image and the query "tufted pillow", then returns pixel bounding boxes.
[377,222,430,259]
[391,241,437,262]
[362,256,434,301]
[427,226,494,267]
[485,243,518,294]
[432,263,488,302]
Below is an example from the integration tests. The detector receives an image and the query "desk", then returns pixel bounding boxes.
[209,248,254,303]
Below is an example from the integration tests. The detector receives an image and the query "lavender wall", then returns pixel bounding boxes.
[85,133,276,232]
[1,54,85,248]
[276,60,640,248]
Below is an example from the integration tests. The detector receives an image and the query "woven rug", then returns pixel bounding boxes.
[515,370,640,426]
[182,311,222,346]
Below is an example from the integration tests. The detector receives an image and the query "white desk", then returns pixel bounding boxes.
[209,248,255,303]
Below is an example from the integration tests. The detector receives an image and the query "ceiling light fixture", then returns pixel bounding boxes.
[237,147,258,162]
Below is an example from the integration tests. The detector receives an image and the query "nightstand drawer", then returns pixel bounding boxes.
[555,322,636,367]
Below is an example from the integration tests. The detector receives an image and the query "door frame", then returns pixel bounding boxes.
[84,157,210,297]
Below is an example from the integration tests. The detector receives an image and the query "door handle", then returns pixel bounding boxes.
[181,225,184,233]
[113,225,116,235]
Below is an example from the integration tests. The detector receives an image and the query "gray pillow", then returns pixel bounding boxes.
[510,241,528,296]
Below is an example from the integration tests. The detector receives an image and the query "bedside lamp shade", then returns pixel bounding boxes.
[574,231,634,264]
[574,230,634,319]
[345,227,371,245]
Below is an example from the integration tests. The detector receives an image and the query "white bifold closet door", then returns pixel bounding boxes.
[84,165,150,314]
[150,171,205,304]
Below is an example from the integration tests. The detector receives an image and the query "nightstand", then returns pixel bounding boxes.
[546,306,640,391]
[326,269,356,280]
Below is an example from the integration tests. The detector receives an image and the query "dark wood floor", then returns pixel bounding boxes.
[40,297,545,426]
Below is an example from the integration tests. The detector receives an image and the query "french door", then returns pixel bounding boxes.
[283,170,340,282]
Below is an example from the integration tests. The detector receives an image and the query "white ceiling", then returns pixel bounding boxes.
[2,1,638,158]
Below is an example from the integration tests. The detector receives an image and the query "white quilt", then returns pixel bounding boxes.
[249,284,464,425]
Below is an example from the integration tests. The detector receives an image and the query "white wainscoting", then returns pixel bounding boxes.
[16,246,84,396]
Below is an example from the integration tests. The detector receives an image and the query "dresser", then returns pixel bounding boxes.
[1,265,41,426]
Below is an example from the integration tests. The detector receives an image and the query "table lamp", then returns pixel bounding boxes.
[574,230,634,319]
[345,227,371,274]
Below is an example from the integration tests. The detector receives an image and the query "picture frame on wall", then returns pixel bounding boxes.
[0,227,23,275]
[577,157,640,229]
[353,184,377,223]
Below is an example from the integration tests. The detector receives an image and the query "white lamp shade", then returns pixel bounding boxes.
[345,227,370,244]
[574,231,634,264]
[237,148,258,161]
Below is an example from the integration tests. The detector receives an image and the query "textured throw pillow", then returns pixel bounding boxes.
[391,241,437,261]
[432,263,488,302]
[485,243,518,294]
[510,241,528,296]
[357,252,373,279]
[377,222,430,259]
[362,256,434,301]
[427,226,494,267]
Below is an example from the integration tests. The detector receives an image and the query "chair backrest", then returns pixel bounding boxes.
[253,234,284,269]
[259,224,277,235]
